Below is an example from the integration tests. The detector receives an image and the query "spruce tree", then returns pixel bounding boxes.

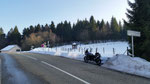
[35,24,41,33]
[0,28,4,35]
[111,17,120,32]
[124,0,150,61]
[90,16,97,32]
[7,26,21,46]
[50,21,55,33]
[0,28,7,49]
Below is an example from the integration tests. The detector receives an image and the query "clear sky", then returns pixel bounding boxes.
[0,0,134,34]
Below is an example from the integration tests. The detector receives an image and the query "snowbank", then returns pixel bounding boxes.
[30,50,84,61]
[102,55,150,78]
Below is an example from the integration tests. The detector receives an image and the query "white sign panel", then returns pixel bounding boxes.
[127,30,141,37]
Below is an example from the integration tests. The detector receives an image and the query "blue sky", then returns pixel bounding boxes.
[0,0,134,34]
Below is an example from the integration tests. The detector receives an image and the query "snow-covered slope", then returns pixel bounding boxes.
[103,55,150,78]
[31,41,129,58]
[1,45,15,51]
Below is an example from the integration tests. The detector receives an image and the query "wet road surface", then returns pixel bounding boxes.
[0,53,150,84]
[1,53,48,84]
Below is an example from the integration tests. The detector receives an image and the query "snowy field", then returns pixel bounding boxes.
[28,41,150,79]
[30,41,129,61]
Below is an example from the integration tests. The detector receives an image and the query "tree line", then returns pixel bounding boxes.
[0,16,127,50]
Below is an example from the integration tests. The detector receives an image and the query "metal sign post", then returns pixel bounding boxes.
[127,30,141,57]
[131,36,134,57]
[47,41,50,52]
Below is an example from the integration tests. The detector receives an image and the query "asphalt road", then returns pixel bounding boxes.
[1,53,150,84]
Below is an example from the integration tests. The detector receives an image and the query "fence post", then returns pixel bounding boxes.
[68,48,69,53]
[82,48,84,54]
[90,48,92,52]
[84,48,86,52]
[103,47,105,54]
[79,47,80,52]
[56,47,57,52]
[113,48,115,55]
[96,48,98,53]
[127,47,129,55]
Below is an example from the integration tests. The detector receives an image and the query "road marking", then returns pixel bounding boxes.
[26,56,37,60]
[41,61,90,84]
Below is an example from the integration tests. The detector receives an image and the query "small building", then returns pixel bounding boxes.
[72,43,78,49]
[0,45,21,53]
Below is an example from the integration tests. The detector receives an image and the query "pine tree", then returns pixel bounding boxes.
[89,16,97,40]
[0,28,4,35]
[50,21,55,33]
[45,24,49,32]
[124,0,150,61]
[13,26,22,45]
[29,25,35,33]
[111,17,120,32]
[7,26,21,46]
[0,28,7,49]
[90,16,97,32]
[35,24,41,33]
[100,19,106,32]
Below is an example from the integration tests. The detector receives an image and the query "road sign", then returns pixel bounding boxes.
[127,30,141,37]
[127,30,141,57]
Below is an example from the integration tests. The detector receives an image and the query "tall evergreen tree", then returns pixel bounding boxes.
[50,21,55,33]
[124,0,150,61]
[111,17,120,32]
[100,19,107,32]
[13,26,22,45]
[35,24,41,33]
[7,26,21,46]
[89,16,97,40]
[0,28,7,49]
[29,25,35,33]
[89,16,97,32]
[0,28,4,35]
[106,22,110,30]
[45,24,50,31]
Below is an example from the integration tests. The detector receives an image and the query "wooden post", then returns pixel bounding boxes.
[96,48,98,53]
[90,48,92,52]
[113,48,115,55]
[79,47,80,52]
[103,47,105,54]
[127,47,129,55]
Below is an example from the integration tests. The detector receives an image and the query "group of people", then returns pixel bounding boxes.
[41,42,47,48]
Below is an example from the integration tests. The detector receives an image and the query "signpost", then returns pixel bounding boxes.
[127,30,141,57]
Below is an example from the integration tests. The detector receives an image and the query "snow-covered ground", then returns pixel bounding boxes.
[29,41,150,79]
[30,41,129,61]
[1,45,16,51]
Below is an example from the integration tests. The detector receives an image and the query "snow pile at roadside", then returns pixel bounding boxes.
[30,50,84,60]
[102,55,150,78]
